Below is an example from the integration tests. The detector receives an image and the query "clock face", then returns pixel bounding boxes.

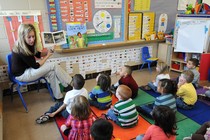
[93,10,112,33]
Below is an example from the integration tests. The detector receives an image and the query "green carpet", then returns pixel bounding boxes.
[133,90,155,106]
[138,111,188,125]
[176,119,200,139]
[135,89,200,140]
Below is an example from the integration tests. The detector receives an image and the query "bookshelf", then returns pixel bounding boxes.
[170,51,188,72]
[170,48,201,73]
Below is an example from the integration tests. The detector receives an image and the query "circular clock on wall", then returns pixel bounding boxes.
[93,10,112,33]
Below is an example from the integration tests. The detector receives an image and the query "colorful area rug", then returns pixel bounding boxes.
[55,90,152,140]
[54,115,68,140]
[55,89,209,140]
[140,88,210,125]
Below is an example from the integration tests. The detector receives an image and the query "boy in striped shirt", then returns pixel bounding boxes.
[106,85,138,127]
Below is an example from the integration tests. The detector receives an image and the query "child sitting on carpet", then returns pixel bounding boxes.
[88,73,112,110]
[110,65,138,99]
[105,85,138,128]
[183,121,210,140]
[136,79,177,118]
[90,118,113,140]
[176,70,197,110]
[36,74,88,124]
[142,61,170,92]
[136,105,177,140]
[60,95,96,140]
[185,58,200,89]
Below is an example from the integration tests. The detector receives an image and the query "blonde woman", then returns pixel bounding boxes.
[11,23,72,99]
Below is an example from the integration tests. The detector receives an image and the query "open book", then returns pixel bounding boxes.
[41,30,66,48]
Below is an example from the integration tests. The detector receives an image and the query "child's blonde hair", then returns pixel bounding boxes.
[71,95,91,120]
[157,61,168,74]
[182,70,194,83]
[117,85,132,100]
[124,65,132,75]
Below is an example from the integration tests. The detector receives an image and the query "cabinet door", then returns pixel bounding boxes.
[158,43,171,65]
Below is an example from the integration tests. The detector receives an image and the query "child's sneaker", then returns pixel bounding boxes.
[110,85,117,94]
[183,136,191,140]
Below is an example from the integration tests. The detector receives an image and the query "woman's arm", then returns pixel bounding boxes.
[38,51,53,66]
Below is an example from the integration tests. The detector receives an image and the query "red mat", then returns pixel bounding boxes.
[90,95,118,117]
[110,116,151,140]
[54,115,68,140]
[55,95,151,140]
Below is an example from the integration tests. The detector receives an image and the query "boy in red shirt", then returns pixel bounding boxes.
[111,65,138,99]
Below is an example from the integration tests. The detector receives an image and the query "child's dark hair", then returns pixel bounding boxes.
[159,79,177,95]
[124,65,132,75]
[189,58,199,67]
[91,118,113,140]
[71,95,91,120]
[152,105,177,137]
[97,73,111,91]
[72,74,85,90]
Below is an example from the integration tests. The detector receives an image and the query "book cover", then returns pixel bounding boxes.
[41,30,66,48]
[66,22,88,48]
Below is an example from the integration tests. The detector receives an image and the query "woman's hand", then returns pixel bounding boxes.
[46,50,53,58]
[38,49,53,66]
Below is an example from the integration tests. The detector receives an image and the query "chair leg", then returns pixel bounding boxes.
[10,83,15,102]
[148,62,152,74]
[43,78,55,101]
[140,62,145,70]
[37,80,40,92]
[16,85,28,112]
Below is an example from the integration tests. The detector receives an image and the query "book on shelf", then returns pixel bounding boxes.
[66,22,88,49]
[41,30,66,48]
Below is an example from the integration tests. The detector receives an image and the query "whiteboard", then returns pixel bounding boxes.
[173,15,210,53]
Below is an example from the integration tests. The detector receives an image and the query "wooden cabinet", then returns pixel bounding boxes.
[158,43,172,66]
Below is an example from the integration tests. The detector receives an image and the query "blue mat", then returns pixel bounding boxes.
[177,101,210,117]
[190,109,210,125]
[142,89,210,125]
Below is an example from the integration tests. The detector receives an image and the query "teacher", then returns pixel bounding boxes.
[11,23,72,99]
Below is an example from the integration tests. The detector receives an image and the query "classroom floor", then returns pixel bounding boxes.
[3,69,210,140]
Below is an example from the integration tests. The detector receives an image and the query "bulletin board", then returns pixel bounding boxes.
[46,0,125,45]
[173,14,210,53]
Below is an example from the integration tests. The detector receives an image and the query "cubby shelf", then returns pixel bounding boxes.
[170,48,201,73]
[170,49,190,73]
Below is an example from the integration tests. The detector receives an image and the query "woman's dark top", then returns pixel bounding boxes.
[11,51,41,76]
